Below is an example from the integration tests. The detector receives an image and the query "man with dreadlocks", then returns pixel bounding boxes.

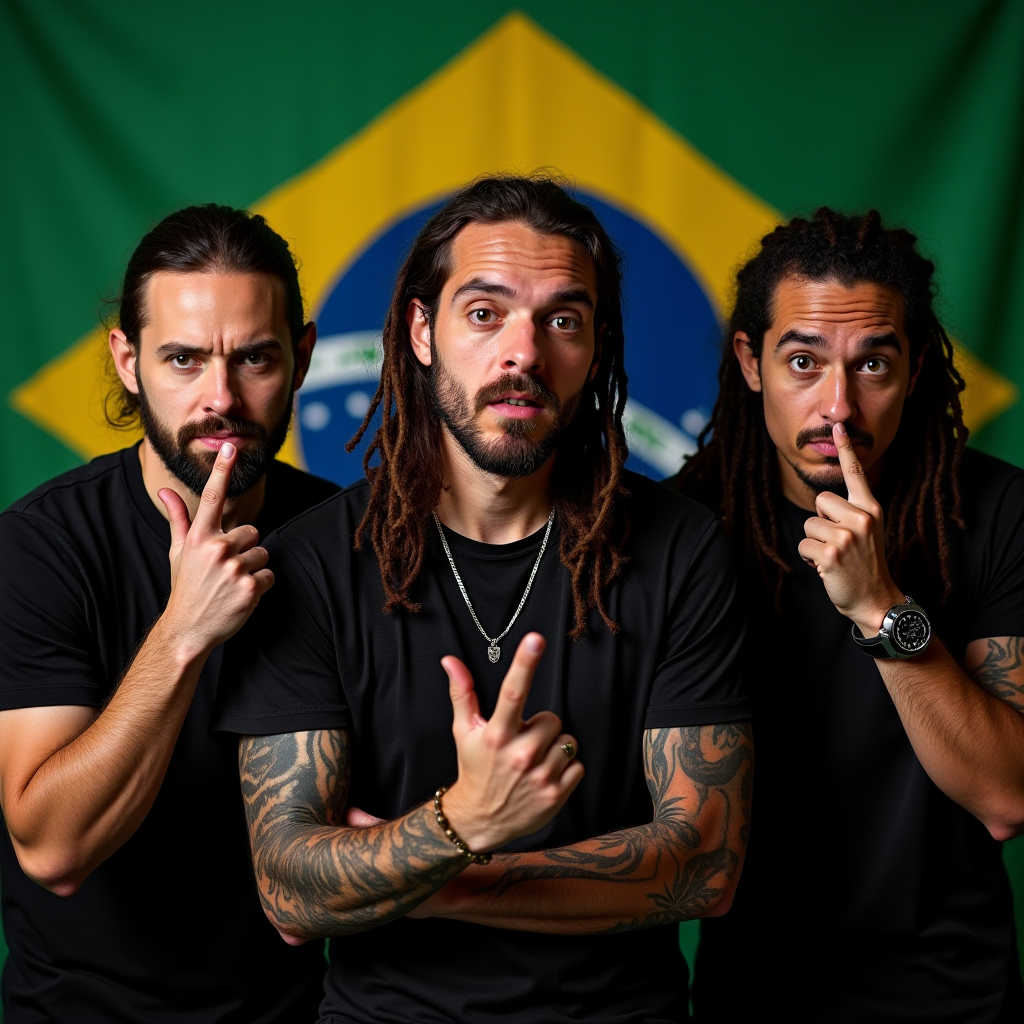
[213,174,753,1023]
[671,207,1024,1023]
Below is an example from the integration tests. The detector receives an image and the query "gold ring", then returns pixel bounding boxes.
[560,741,576,759]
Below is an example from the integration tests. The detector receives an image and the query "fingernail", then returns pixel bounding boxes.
[835,423,847,436]
[526,634,543,653]
[221,442,235,458]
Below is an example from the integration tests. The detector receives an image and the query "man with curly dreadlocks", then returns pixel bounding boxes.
[672,208,1024,1023]
[213,175,753,1023]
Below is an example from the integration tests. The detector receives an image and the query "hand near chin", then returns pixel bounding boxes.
[797,422,905,636]
[156,442,274,659]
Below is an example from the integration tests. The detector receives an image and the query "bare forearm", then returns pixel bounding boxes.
[878,637,1024,838]
[7,616,205,890]
[241,731,468,939]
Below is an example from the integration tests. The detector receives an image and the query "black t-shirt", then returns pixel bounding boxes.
[675,448,1024,1024]
[0,444,339,1024]
[213,470,752,1024]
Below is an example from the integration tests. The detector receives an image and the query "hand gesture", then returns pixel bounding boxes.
[439,633,584,854]
[797,422,905,635]
[157,442,274,659]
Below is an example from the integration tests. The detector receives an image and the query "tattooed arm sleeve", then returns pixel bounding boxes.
[239,730,468,940]
[416,723,753,935]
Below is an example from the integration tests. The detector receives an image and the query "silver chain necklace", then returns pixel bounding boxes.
[432,510,555,664]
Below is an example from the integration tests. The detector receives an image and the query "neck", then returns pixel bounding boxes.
[776,449,886,511]
[138,438,267,531]
[434,429,554,544]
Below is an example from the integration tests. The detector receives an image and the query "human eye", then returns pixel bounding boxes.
[469,307,497,324]
[550,314,580,332]
[859,356,890,376]
[241,350,270,367]
[788,353,816,372]
[169,353,198,369]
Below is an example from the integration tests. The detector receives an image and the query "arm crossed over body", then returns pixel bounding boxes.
[239,634,751,941]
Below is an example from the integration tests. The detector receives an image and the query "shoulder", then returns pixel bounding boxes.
[958,448,1024,533]
[623,470,718,539]
[260,460,343,533]
[268,478,370,559]
[3,449,127,520]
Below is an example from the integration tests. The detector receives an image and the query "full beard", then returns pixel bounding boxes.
[429,357,583,479]
[137,376,292,499]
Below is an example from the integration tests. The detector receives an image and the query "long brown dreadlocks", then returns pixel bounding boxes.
[347,175,631,639]
[676,207,967,604]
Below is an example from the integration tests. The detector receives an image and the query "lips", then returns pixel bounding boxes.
[193,433,249,451]
[809,441,839,457]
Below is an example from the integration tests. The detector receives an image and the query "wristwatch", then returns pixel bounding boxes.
[851,597,932,660]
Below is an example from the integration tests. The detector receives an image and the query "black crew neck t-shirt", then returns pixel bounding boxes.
[676,448,1024,1024]
[213,470,753,1024]
[0,444,339,1024]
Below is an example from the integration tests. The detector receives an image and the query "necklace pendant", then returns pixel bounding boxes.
[487,644,501,664]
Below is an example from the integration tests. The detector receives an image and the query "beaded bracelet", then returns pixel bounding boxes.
[433,786,492,865]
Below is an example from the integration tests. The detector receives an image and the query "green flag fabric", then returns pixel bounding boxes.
[1,0,1022,1004]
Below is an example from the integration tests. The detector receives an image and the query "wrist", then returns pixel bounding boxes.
[851,585,907,639]
[147,613,214,673]
[435,783,497,855]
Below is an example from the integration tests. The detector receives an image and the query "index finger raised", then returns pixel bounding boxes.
[193,441,237,532]
[833,422,876,510]
[488,633,545,736]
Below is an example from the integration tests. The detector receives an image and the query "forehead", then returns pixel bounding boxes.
[445,220,597,300]
[143,271,286,330]
[769,276,905,339]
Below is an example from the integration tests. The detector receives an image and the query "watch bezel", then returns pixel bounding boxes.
[884,604,932,657]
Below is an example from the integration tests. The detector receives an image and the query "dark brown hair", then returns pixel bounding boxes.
[348,174,630,638]
[677,207,966,602]
[105,203,305,428]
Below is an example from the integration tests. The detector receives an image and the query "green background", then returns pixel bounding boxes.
[1,0,1022,1006]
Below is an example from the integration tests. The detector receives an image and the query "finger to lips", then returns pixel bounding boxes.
[833,422,875,508]
[195,441,236,532]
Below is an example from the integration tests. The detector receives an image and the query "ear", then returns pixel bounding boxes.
[109,328,140,395]
[588,323,605,381]
[291,321,317,391]
[407,300,432,367]
[905,344,925,397]
[732,331,762,393]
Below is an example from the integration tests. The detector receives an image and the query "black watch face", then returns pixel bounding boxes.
[893,609,930,653]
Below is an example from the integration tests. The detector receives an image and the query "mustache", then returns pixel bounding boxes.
[795,423,874,450]
[474,373,560,414]
[177,415,269,446]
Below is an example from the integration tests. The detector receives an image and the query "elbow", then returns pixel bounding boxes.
[701,883,736,919]
[13,845,87,896]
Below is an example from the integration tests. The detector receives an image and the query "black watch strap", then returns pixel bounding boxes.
[852,624,897,659]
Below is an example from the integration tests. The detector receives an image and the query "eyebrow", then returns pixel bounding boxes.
[450,278,595,310]
[775,329,903,354]
[153,338,283,359]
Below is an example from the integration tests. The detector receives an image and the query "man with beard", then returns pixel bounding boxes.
[0,205,338,1023]
[671,208,1024,1022]
[212,175,753,1024]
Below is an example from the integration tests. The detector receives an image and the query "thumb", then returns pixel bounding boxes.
[158,488,192,550]
[345,806,385,828]
[443,656,483,738]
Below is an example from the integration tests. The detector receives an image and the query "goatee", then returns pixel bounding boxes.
[429,357,582,479]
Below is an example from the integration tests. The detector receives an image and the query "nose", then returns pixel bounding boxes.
[821,366,855,424]
[498,318,544,376]
[200,360,241,418]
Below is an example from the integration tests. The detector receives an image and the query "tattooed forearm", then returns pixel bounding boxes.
[970,637,1024,713]
[450,723,753,933]
[239,730,465,939]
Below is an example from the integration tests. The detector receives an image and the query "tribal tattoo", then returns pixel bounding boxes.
[470,723,753,932]
[239,730,465,938]
[970,637,1024,714]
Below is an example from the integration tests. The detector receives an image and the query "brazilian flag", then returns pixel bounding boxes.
[2,0,1022,994]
